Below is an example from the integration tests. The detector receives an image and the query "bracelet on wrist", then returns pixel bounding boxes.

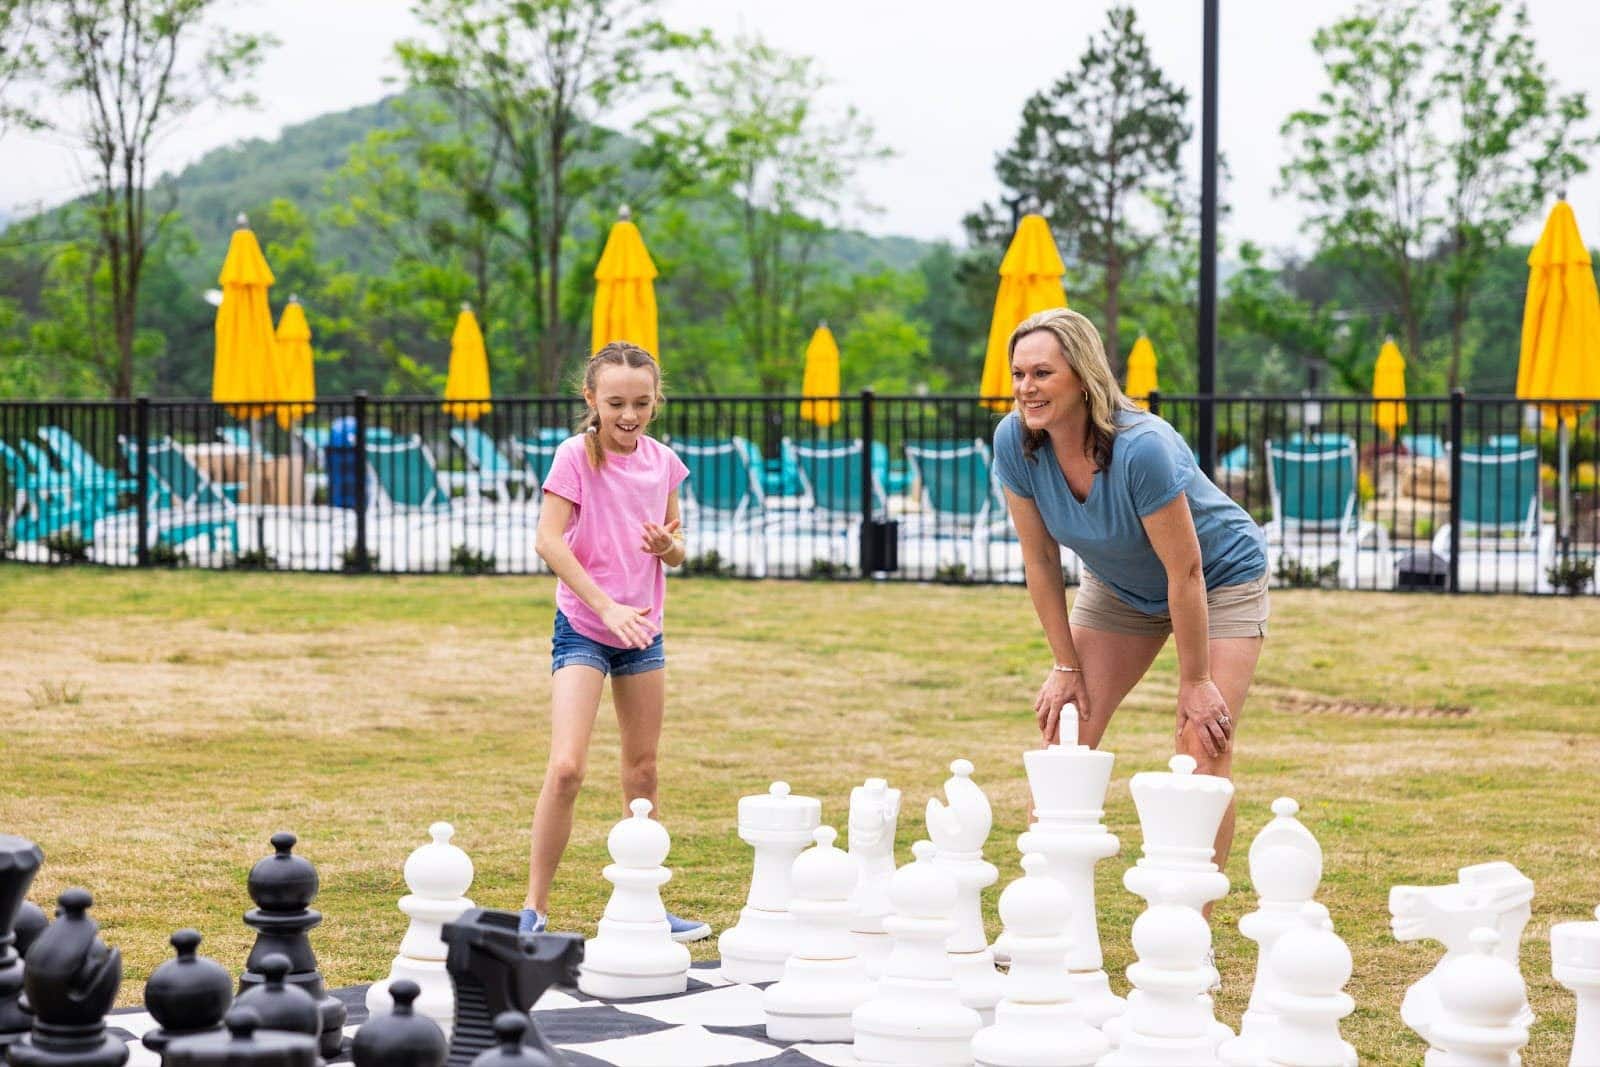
[1052,663,1081,674]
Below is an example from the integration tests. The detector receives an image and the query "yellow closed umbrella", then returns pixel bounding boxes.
[1371,338,1408,438]
[800,322,841,428]
[273,297,316,430]
[444,304,492,421]
[212,214,280,419]
[1124,335,1158,411]
[592,205,660,361]
[1517,199,1600,428]
[979,214,1068,411]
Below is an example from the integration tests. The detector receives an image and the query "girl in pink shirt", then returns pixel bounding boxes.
[520,342,707,942]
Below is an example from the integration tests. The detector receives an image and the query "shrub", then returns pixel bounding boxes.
[933,562,971,584]
[806,557,851,579]
[43,531,92,563]
[450,544,497,575]
[679,549,735,577]
[1546,554,1596,596]
[341,547,377,573]
[147,542,186,569]
[1274,556,1340,590]
[233,549,277,572]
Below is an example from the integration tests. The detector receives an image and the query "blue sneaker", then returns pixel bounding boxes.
[518,908,547,935]
[665,911,710,943]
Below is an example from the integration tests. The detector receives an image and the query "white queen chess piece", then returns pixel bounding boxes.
[577,798,691,999]
[1551,904,1600,1067]
[848,777,902,980]
[1262,926,1357,1067]
[764,827,877,1042]
[364,822,475,1035]
[718,781,822,984]
[926,758,1005,1025]
[1423,928,1529,1066]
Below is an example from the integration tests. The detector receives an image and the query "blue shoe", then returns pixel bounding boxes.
[666,911,710,943]
[518,908,547,935]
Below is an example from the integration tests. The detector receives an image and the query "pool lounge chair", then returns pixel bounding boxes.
[1430,446,1554,593]
[1265,438,1391,589]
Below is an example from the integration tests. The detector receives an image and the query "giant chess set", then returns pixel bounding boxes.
[3,711,1598,1066]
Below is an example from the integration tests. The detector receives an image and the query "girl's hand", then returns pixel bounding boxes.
[1035,668,1091,746]
[1177,678,1232,759]
[600,600,657,650]
[641,519,682,558]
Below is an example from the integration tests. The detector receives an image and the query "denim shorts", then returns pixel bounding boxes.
[551,609,666,676]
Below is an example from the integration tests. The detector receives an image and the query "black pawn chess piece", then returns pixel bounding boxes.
[233,954,320,1040]
[352,980,446,1067]
[238,833,346,1059]
[12,903,46,961]
[142,930,234,1053]
[0,834,45,1048]
[162,1006,319,1067]
[7,888,127,1067]
[441,910,580,1067]
[467,1015,552,1067]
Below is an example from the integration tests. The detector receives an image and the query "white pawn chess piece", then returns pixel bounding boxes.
[764,826,877,1042]
[718,781,822,983]
[926,758,1005,1025]
[971,853,1109,1067]
[1552,904,1600,1067]
[577,798,691,998]
[849,777,902,980]
[365,821,475,1035]
[1424,928,1529,1066]
[1006,707,1124,1026]
[1390,861,1535,1044]
[1262,926,1356,1067]
[1220,797,1329,1066]
[853,840,983,1066]
[1098,880,1229,1067]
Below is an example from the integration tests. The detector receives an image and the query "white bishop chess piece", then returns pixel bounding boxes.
[764,826,876,1042]
[1552,903,1600,1067]
[926,758,1005,1025]
[365,821,475,1035]
[848,777,902,980]
[971,853,1108,1067]
[1262,926,1356,1067]
[718,781,822,983]
[1390,861,1535,1045]
[852,841,983,1066]
[1423,928,1529,1066]
[577,798,691,998]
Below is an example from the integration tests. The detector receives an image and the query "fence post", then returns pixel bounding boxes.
[353,390,370,573]
[1147,389,1162,418]
[860,388,875,525]
[1447,388,1464,594]
[135,397,150,568]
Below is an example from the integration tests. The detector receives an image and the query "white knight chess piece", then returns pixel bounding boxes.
[848,777,902,980]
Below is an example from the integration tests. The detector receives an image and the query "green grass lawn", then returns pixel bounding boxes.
[3,567,1597,1064]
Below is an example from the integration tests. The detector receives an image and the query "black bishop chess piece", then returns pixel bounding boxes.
[6,888,127,1067]
[162,1007,319,1067]
[466,1015,541,1067]
[0,834,45,1049]
[141,930,234,1054]
[237,833,346,1059]
[351,980,446,1067]
[440,910,581,1067]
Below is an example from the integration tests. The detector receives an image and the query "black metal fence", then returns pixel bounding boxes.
[2,391,1596,595]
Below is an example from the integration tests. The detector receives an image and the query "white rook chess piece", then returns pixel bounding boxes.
[853,841,983,1066]
[1424,928,1529,1066]
[577,798,691,999]
[1220,797,1329,1066]
[764,827,876,1042]
[849,778,902,980]
[718,781,822,983]
[1262,926,1356,1067]
[1390,861,1535,1044]
[365,821,475,1035]
[1007,708,1124,1026]
[1553,904,1600,1067]
[971,854,1108,1067]
[1098,881,1228,1067]
[926,758,1005,1026]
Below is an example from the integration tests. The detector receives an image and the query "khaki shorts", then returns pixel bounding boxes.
[1070,571,1269,640]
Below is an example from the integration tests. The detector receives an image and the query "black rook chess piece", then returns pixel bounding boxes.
[233,954,320,1040]
[351,980,446,1067]
[163,1007,319,1067]
[142,930,234,1053]
[466,1015,543,1067]
[7,888,127,1067]
[0,834,45,1049]
[441,910,581,1067]
[238,833,346,1059]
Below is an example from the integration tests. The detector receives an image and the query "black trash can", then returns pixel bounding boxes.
[326,416,361,510]
[1395,548,1448,590]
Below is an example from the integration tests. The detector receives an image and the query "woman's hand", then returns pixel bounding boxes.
[1035,668,1090,746]
[1177,678,1232,758]
[640,519,682,558]
[599,600,657,650]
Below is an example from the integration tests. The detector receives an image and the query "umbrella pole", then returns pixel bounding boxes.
[1558,417,1571,556]
[253,415,267,557]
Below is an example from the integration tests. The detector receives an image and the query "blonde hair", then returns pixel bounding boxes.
[1008,308,1138,470]
[578,341,663,469]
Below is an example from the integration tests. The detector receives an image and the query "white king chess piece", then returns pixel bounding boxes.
[577,798,691,998]
[1390,861,1535,1044]
[1424,928,1530,1066]
[1552,904,1600,1067]
[926,758,1005,1025]
[718,781,823,983]
[365,821,475,1035]
[848,777,902,980]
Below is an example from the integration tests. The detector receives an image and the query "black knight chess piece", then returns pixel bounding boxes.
[238,834,346,1059]
[6,888,127,1067]
[162,1007,319,1067]
[351,980,446,1067]
[440,910,581,1067]
[0,835,45,1049]
[142,930,234,1054]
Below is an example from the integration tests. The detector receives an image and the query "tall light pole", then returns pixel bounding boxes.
[1197,0,1219,475]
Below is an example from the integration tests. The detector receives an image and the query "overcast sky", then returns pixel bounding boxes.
[5,0,1600,259]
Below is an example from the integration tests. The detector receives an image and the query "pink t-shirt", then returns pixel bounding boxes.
[541,433,689,648]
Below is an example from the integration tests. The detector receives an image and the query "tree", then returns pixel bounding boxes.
[0,0,39,136]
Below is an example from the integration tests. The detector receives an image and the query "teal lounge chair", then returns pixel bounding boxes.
[517,435,566,492]
[365,436,451,512]
[786,437,889,553]
[0,440,108,543]
[1402,433,1447,459]
[669,435,771,577]
[904,438,1007,571]
[1431,446,1554,592]
[450,424,520,500]
[1266,438,1390,589]
[37,426,137,498]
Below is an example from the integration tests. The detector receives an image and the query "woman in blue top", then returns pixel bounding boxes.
[993,308,1268,868]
